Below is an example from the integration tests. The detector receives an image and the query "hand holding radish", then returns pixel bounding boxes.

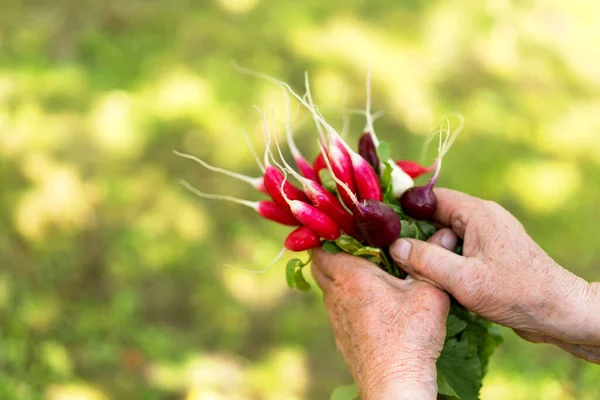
[390,188,600,364]
[311,247,449,400]
[178,68,502,399]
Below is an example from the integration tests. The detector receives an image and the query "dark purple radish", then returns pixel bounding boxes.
[400,118,463,220]
[400,185,438,220]
[354,199,401,247]
[358,132,380,171]
[320,147,401,247]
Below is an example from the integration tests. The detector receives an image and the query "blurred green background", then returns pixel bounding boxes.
[1,0,600,399]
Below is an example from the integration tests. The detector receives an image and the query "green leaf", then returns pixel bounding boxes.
[380,161,393,197]
[330,384,359,400]
[388,202,403,217]
[400,220,418,238]
[335,235,364,253]
[446,314,468,337]
[376,141,391,162]
[322,241,342,254]
[437,338,482,400]
[353,246,381,258]
[286,259,300,289]
[462,315,503,376]
[416,220,437,239]
[293,268,311,291]
[319,168,338,194]
[437,373,459,398]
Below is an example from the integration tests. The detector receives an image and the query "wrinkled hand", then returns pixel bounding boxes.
[389,188,600,363]
[311,246,449,400]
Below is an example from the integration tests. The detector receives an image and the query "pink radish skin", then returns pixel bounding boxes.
[349,151,383,202]
[263,166,310,212]
[287,199,340,240]
[313,153,326,184]
[302,180,361,239]
[396,160,435,179]
[256,180,267,193]
[285,226,321,251]
[257,201,300,226]
[328,137,357,208]
[295,156,317,181]
[270,130,360,239]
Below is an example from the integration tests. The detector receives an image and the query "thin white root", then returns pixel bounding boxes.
[441,113,464,157]
[340,115,350,139]
[271,120,308,186]
[304,72,327,145]
[173,150,263,189]
[364,68,380,147]
[256,105,287,172]
[178,179,258,210]
[240,129,265,173]
[225,247,287,274]
[232,63,338,148]
[420,113,464,163]
[280,77,304,161]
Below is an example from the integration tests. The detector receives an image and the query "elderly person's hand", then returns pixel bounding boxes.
[390,188,600,364]
[311,245,450,400]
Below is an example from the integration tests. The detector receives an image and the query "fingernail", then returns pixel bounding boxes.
[440,230,457,250]
[390,239,412,264]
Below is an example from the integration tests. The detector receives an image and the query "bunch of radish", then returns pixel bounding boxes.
[176,72,503,400]
[175,71,463,289]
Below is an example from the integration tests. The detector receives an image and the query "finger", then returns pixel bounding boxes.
[310,256,332,291]
[389,238,466,293]
[312,247,382,282]
[432,188,485,238]
[312,248,410,295]
[427,228,458,251]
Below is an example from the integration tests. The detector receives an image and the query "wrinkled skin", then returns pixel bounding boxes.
[390,188,600,364]
[311,238,451,399]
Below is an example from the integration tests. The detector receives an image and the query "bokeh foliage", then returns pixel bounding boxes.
[1,0,599,399]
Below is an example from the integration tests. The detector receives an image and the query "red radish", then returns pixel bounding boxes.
[346,146,382,202]
[396,160,435,179]
[327,135,358,208]
[321,143,400,247]
[263,165,310,212]
[279,175,341,240]
[358,132,380,171]
[174,150,266,194]
[178,180,300,226]
[255,105,313,213]
[295,157,316,181]
[285,226,321,251]
[313,153,326,184]
[400,118,463,220]
[273,134,361,238]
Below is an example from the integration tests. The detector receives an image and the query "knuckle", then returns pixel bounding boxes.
[456,263,488,308]
[331,268,379,306]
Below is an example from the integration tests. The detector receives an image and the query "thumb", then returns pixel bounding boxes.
[389,237,465,293]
